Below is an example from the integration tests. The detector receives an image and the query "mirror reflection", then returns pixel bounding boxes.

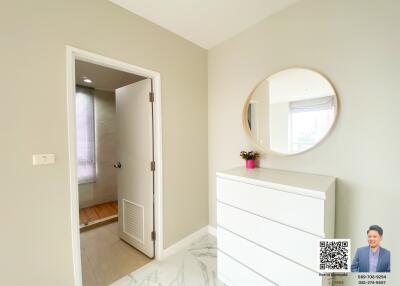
[246,68,337,155]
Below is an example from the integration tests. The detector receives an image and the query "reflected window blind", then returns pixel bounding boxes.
[75,86,96,184]
[290,96,334,113]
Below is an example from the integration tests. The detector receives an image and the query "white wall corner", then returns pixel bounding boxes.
[161,225,216,260]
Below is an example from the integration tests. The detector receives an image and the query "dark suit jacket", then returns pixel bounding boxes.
[351,246,390,272]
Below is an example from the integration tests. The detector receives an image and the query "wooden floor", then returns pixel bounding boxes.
[81,222,152,286]
[79,201,118,226]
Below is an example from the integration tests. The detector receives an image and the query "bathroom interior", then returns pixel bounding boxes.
[75,60,154,285]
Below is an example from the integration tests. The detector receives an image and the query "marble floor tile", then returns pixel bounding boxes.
[111,235,225,286]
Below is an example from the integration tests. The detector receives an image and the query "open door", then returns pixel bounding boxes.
[115,78,154,258]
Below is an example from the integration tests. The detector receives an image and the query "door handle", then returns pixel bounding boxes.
[114,162,122,169]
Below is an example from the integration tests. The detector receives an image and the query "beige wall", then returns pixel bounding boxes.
[79,89,118,209]
[208,0,399,284]
[0,0,208,285]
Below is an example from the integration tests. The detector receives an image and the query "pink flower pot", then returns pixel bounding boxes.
[246,159,256,169]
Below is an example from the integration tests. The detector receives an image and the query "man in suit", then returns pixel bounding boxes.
[351,225,390,272]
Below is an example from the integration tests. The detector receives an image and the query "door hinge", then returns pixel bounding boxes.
[149,91,154,102]
[151,161,155,171]
[151,230,156,241]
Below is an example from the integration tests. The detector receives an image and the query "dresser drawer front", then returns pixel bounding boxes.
[218,251,276,286]
[217,202,321,271]
[217,227,323,286]
[217,177,325,236]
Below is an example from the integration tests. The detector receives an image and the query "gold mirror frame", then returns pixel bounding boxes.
[242,67,339,156]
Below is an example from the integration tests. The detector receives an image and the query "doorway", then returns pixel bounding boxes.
[66,47,163,286]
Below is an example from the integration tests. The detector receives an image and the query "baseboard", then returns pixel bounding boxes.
[208,225,217,237]
[161,225,217,259]
[80,215,118,232]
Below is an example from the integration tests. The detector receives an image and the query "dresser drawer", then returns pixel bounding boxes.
[217,177,325,236]
[218,251,276,286]
[217,227,326,286]
[217,202,321,271]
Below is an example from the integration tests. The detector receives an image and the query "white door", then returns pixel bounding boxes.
[115,78,154,258]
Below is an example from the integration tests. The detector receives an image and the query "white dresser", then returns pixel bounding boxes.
[216,167,335,286]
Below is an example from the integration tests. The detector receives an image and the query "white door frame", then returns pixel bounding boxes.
[66,46,164,286]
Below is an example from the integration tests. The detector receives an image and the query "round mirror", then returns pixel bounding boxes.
[243,68,338,155]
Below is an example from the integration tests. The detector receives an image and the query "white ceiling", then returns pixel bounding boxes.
[109,0,300,49]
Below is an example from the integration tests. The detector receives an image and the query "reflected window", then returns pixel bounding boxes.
[289,96,334,152]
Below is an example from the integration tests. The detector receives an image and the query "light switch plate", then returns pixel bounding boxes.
[32,154,56,165]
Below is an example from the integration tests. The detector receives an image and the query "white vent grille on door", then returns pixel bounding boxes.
[122,199,144,243]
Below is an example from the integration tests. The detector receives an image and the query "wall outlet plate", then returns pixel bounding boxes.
[32,154,56,165]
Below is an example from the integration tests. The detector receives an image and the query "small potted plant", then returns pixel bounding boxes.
[240,151,260,169]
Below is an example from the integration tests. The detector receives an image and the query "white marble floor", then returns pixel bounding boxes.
[111,235,225,286]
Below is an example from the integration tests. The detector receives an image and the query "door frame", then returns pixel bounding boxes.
[66,46,164,286]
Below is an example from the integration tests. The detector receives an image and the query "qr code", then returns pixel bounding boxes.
[318,239,351,273]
